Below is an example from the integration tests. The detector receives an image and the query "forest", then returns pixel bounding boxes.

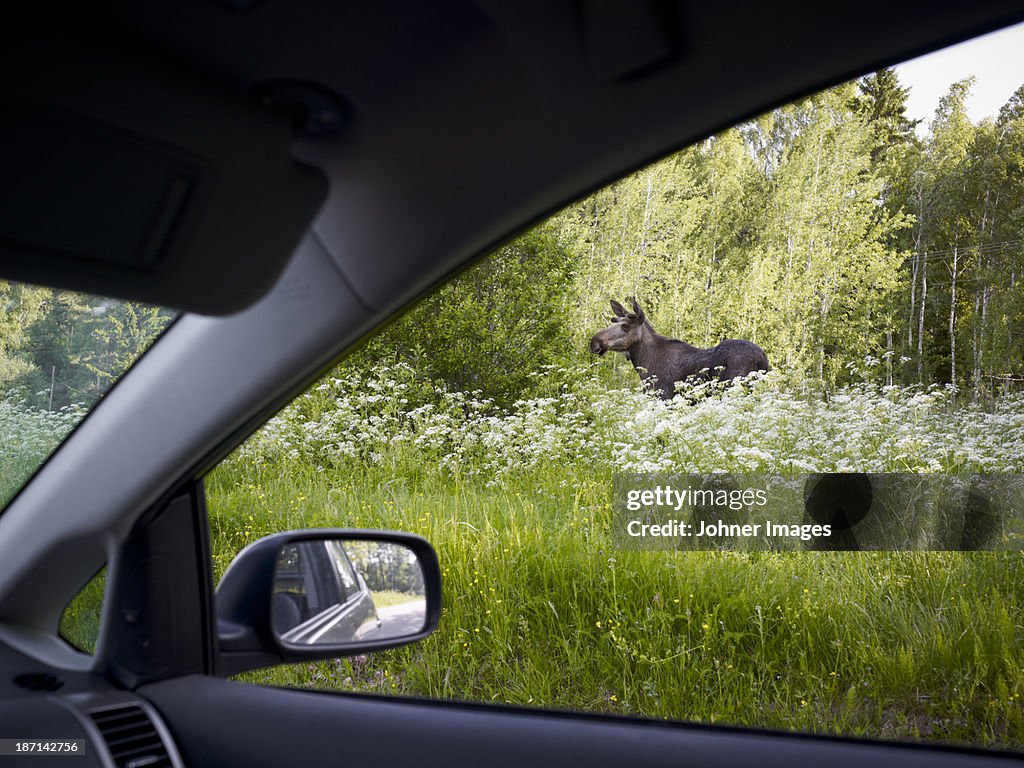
[10,71,1024,747]
[360,70,1024,404]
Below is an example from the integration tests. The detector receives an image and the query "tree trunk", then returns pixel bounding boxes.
[949,245,958,387]
[972,286,980,399]
[980,282,990,397]
[907,250,918,349]
[917,255,927,382]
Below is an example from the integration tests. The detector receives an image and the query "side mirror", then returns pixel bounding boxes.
[215,530,441,676]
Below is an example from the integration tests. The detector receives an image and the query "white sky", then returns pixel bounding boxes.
[893,21,1024,133]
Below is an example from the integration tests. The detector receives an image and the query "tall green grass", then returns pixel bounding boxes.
[207,468,1023,746]
[204,366,1024,749]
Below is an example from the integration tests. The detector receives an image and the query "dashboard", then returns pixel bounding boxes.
[0,642,182,768]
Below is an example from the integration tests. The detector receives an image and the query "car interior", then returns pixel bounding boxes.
[2,1,1024,766]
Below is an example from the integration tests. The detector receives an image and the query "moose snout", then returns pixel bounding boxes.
[590,335,607,355]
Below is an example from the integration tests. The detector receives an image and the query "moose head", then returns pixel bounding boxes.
[589,298,649,357]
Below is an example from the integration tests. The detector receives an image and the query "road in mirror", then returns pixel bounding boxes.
[271,538,426,647]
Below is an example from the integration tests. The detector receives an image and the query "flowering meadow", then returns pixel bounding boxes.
[203,363,1024,749]
[221,362,1024,480]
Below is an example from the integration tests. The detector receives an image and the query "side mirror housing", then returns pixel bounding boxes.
[215,529,441,677]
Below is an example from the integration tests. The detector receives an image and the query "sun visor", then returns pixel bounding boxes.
[0,20,327,315]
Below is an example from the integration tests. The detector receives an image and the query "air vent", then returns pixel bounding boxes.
[13,672,64,691]
[90,704,172,768]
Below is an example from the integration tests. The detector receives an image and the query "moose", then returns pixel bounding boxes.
[589,298,770,400]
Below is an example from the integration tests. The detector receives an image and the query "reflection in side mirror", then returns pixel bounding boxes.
[272,538,427,648]
[216,529,441,676]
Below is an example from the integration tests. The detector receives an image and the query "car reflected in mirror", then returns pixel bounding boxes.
[272,538,427,647]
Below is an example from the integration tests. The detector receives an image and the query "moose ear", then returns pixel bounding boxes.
[630,297,646,322]
[610,300,628,317]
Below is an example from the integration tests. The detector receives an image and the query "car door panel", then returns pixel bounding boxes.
[139,675,1014,768]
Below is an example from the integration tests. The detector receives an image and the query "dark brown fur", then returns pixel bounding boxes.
[589,298,770,400]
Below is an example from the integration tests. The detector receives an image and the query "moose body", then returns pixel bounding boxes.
[590,299,770,400]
